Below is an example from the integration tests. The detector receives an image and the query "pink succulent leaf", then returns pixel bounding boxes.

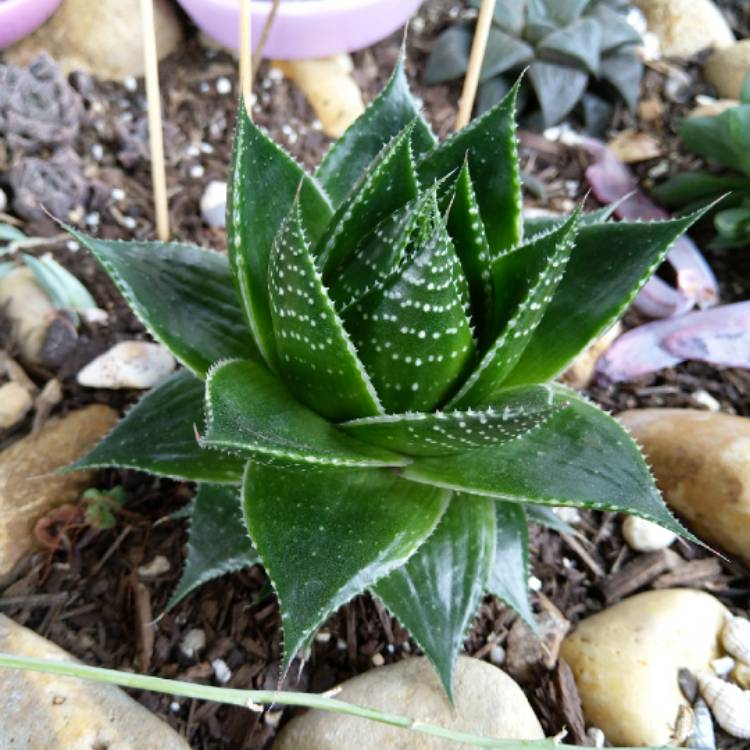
[595,301,750,383]
[583,138,719,318]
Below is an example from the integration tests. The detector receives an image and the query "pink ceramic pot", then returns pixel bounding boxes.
[176,0,423,59]
[0,0,62,49]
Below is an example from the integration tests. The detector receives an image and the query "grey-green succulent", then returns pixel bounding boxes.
[425,0,643,127]
[69,55,701,696]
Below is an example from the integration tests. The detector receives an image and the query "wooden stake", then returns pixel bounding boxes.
[140,0,170,241]
[455,0,497,130]
[240,0,253,117]
[252,0,282,79]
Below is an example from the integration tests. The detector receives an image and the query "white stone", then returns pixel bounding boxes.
[0,614,189,748]
[274,657,544,749]
[211,658,231,684]
[561,589,728,746]
[77,341,175,390]
[634,0,734,57]
[179,629,206,659]
[137,555,171,579]
[200,180,227,229]
[622,515,677,551]
[704,40,750,100]
[0,382,33,429]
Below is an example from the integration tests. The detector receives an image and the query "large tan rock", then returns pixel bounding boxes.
[0,614,189,749]
[561,589,728,747]
[274,656,545,749]
[5,0,183,81]
[618,408,750,565]
[0,405,117,575]
[704,40,750,100]
[560,323,622,390]
[634,0,734,57]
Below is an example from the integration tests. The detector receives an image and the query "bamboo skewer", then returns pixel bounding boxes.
[140,0,170,241]
[240,0,253,117]
[455,0,497,130]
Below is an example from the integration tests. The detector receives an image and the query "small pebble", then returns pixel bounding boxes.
[200,180,227,228]
[186,144,201,158]
[180,628,206,659]
[587,727,606,749]
[0,382,33,429]
[189,164,205,179]
[371,653,385,667]
[622,515,676,552]
[211,658,232,684]
[77,341,175,390]
[137,555,171,579]
[489,644,506,666]
[111,187,126,201]
[85,212,100,228]
[314,631,331,644]
[528,576,542,592]
[264,710,283,728]
[692,389,721,412]
[169,701,181,713]
[123,76,137,92]
[216,76,232,95]
[0,188,6,212]
[554,506,581,525]
[90,143,104,161]
[66,240,80,252]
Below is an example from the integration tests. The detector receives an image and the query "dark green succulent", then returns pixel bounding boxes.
[425,0,643,127]
[68,56,701,696]
[653,85,750,250]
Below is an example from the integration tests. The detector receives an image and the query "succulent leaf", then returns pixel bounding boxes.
[524,503,575,534]
[374,494,495,699]
[317,123,419,277]
[446,162,495,343]
[316,55,436,206]
[424,26,474,85]
[66,231,258,378]
[589,4,642,50]
[488,502,535,628]
[529,0,589,28]
[450,212,579,407]
[505,211,708,386]
[73,370,244,483]
[203,359,407,467]
[404,385,691,538]
[480,27,534,82]
[228,105,333,368]
[419,81,523,258]
[168,484,258,609]
[600,50,643,112]
[344,197,476,413]
[538,18,602,75]
[653,172,747,208]
[528,61,588,126]
[341,384,557,456]
[243,462,451,667]
[268,201,382,421]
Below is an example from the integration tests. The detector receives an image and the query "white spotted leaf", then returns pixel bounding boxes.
[203,359,406,467]
[343,197,476,413]
[268,201,382,421]
[374,494,495,699]
[228,106,333,369]
[340,384,557,456]
[243,462,450,668]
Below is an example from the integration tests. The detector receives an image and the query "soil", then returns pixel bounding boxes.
[1,2,750,749]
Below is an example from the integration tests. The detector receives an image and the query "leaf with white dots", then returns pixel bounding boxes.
[67,230,259,378]
[343,198,476,413]
[316,55,436,207]
[73,370,245,483]
[404,385,693,539]
[488,502,535,628]
[203,359,407,467]
[341,384,557,456]
[328,194,427,312]
[243,462,450,667]
[268,201,382,421]
[374,494,495,699]
[503,208,711,386]
[228,107,333,368]
[418,80,522,258]
[446,162,495,345]
[316,122,419,277]
[450,212,579,408]
[168,483,258,609]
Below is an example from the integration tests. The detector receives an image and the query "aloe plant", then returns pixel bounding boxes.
[425,0,643,127]
[69,56,702,697]
[653,83,750,250]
